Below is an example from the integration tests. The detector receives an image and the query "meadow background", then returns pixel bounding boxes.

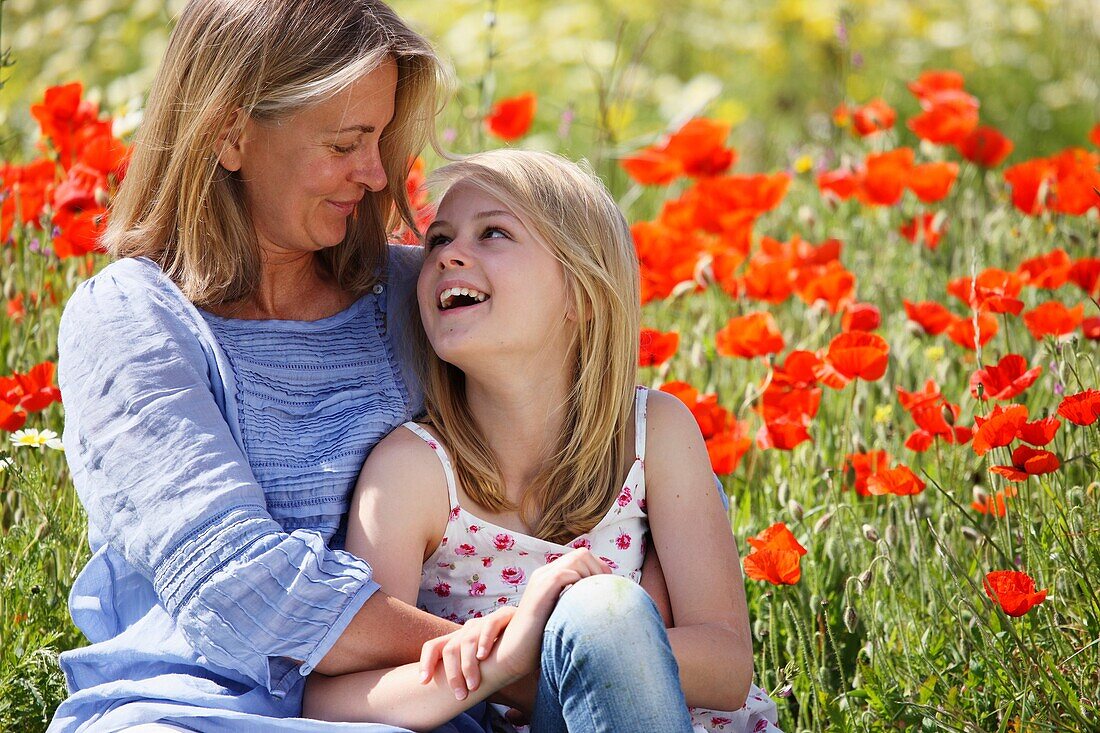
[2,0,1099,731]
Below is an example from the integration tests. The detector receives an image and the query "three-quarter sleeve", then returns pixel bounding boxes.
[58,263,379,697]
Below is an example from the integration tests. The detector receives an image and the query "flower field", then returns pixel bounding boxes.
[2,1,1099,731]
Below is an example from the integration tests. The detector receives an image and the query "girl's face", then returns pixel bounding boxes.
[219,59,397,257]
[418,182,577,374]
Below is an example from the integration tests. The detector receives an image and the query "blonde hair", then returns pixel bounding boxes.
[416,150,640,544]
[105,0,449,307]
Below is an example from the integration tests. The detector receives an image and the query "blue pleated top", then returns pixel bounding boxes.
[48,247,495,733]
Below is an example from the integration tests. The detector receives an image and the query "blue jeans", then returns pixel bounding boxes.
[529,575,695,733]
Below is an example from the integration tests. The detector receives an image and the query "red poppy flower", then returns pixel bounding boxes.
[1017,249,1071,289]
[743,548,803,585]
[690,173,791,218]
[989,445,1061,482]
[908,89,980,145]
[754,413,812,451]
[639,328,679,367]
[741,259,796,304]
[818,332,889,385]
[632,221,701,304]
[620,149,683,186]
[0,401,27,432]
[859,148,914,206]
[972,404,1029,455]
[1,159,56,242]
[817,167,861,200]
[1084,317,1100,340]
[841,302,881,332]
[899,212,946,250]
[971,487,1016,516]
[956,126,1014,167]
[706,427,753,475]
[983,570,1047,617]
[1017,417,1060,447]
[850,98,896,137]
[845,450,890,497]
[947,269,1023,312]
[660,382,751,474]
[866,464,926,496]
[945,312,999,350]
[747,522,808,555]
[0,362,62,413]
[770,351,822,390]
[30,82,111,169]
[1057,389,1100,426]
[1004,159,1057,215]
[1022,301,1085,339]
[897,379,944,412]
[904,300,954,336]
[485,93,536,141]
[1068,258,1100,297]
[907,70,966,101]
[621,118,736,185]
[6,295,26,323]
[1091,123,1100,148]
[52,206,109,258]
[909,161,958,203]
[795,262,856,313]
[1048,148,1100,216]
[716,311,785,359]
[969,355,1042,401]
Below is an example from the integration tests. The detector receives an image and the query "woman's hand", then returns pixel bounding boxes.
[419,548,611,700]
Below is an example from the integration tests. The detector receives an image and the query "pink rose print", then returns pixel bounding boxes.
[469,581,487,596]
[440,537,449,546]
[599,556,619,570]
[711,716,732,728]
[638,498,647,511]
[753,721,769,732]
[445,612,461,623]
[468,524,481,533]
[617,486,632,507]
[433,582,451,597]
[544,552,563,563]
[455,543,477,557]
[500,566,526,586]
[481,556,494,568]
[449,506,461,522]
[571,538,591,550]
[497,597,509,605]
[615,531,631,550]
[517,550,528,557]
[493,533,515,551]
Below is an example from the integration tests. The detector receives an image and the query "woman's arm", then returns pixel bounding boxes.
[644,390,754,711]
[58,263,457,695]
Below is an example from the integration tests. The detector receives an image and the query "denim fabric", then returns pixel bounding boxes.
[531,575,696,733]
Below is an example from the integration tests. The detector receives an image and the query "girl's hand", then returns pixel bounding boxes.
[419,605,518,699]
[492,549,611,680]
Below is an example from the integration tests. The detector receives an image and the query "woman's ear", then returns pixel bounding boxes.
[216,110,245,172]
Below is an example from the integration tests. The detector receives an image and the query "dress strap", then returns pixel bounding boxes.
[634,386,649,461]
[401,422,460,509]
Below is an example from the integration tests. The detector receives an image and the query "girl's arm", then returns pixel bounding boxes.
[644,390,755,711]
[304,429,596,728]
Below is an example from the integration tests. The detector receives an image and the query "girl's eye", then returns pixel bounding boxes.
[425,233,451,249]
[482,227,509,240]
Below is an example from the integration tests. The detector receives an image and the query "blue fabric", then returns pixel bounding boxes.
[48,247,488,733]
[532,575,695,733]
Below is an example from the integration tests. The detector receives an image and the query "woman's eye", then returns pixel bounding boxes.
[425,233,451,249]
[330,143,357,155]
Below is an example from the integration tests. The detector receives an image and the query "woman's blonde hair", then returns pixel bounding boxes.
[416,150,640,544]
[105,0,449,306]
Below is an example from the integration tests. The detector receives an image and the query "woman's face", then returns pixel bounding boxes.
[221,58,398,257]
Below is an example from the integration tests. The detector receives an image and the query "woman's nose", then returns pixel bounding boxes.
[352,145,388,192]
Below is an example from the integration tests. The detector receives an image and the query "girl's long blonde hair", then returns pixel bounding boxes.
[416,150,641,544]
[105,0,449,307]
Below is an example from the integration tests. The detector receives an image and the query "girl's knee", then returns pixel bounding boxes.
[545,574,659,640]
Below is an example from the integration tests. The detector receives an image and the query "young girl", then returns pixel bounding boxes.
[304,150,780,733]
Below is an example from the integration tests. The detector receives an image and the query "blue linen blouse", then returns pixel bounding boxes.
[48,247,495,733]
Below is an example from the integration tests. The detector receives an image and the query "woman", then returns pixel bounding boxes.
[48,1,502,730]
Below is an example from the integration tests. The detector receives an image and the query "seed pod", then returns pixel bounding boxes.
[843,605,858,632]
[777,480,790,506]
[813,511,834,533]
[885,524,898,546]
[788,499,804,521]
[861,523,880,543]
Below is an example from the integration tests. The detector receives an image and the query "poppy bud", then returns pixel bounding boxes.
[788,499,804,521]
[777,480,790,506]
[972,486,989,506]
[859,567,874,589]
[843,605,858,632]
[753,618,769,638]
[941,403,956,426]
[776,683,794,698]
[813,511,834,533]
[960,526,982,543]
[885,524,898,546]
[861,523,880,543]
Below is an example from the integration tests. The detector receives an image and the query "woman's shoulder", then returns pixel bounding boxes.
[384,242,424,289]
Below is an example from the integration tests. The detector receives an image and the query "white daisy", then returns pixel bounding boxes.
[10,428,64,451]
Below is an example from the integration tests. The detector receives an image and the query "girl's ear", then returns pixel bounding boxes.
[216,110,245,172]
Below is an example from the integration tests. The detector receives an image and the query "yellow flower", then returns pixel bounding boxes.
[873,405,894,425]
[794,154,814,174]
[10,428,64,451]
[924,345,945,362]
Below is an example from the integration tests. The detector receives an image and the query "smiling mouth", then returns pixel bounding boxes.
[439,286,490,311]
